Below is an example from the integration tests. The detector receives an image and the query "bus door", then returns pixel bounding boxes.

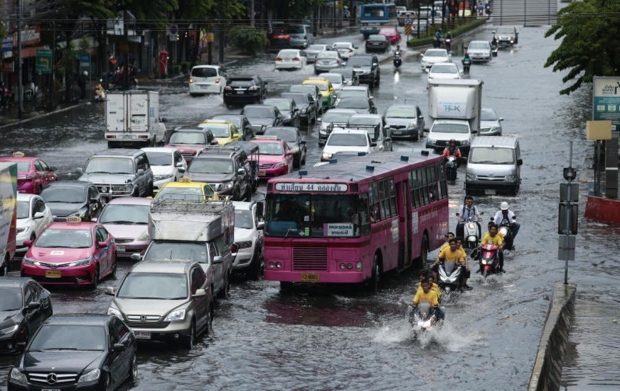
[396,180,410,269]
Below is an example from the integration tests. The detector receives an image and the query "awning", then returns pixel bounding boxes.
[21,46,45,59]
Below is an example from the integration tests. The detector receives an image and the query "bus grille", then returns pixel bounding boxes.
[293,247,327,271]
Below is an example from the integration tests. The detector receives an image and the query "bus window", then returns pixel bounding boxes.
[427,166,437,202]
[360,194,371,234]
[389,178,397,215]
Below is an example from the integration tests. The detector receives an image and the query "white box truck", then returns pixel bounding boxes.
[0,162,17,275]
[426,79,483,155]
[105,90,167,148]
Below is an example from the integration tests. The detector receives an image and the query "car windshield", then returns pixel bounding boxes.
[212,116,241,128]
[348,117,379,127]
[347,57,371,67]
[307,45,325,51]
[17,200,30,219]
[255,142,284,155]
[35,229,92,248]
[337,98,369,109]
[469,42,489,49]
[323,111,355,123]
[235,209,254,229]
[333,43,351,49]
[339,89,366,99]
[169,132,206,145]
[155,187,207,202]
[264,130,296,143]
[264,99,291,112]
[144,151,171,166]
[117,272,188,299]
[282,94,308,105]
[322,74,342,85]
[469,147,514,165]
[481,109,498,121]
[41,187,85,203]
[143,242,207,263]
[0,289,22,310]
[202,125,230,138]
[385,107,414,118]
[431,123,469,133]
[29,325,106,351]
[497,27,514,34]
[425,50,447,57]
[290,85,315,95]
[191,67,217,77]
[304,82,328,91]
[243,107,274,118]
[85,157,133,174]
[189,158,234,174]
[318,51,339,59]
[99,204,149,225]
[431,64,458,73]
[327,133,367,147]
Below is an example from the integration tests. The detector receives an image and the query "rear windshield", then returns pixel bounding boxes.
[327,133,367,147]
[347,57,372,67]
[229,79,254,87]
[192,67,217,78]
[323,111,354,123]
[286,25,305,34]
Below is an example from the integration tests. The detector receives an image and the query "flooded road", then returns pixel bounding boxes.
[1,23,618,391]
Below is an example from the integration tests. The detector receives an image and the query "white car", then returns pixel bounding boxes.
[302,44,330,60]
[141,147,187,191]
[321,128,375,161]
[318,108,357,146]
[425,119,474,156]
[231,201,264,280]
[275,49,307,70]
[467,40,492,62]
[16,193,53,252]
[189,65,227,95]
[421,48,451,71]
[321,73,346,91]
[332,42,358,59]
[428,62,461,80]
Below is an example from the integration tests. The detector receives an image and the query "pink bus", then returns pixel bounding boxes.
[263,152,449,291]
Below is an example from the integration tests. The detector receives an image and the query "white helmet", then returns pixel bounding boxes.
[83,71,88,76]
[500,202,509,210]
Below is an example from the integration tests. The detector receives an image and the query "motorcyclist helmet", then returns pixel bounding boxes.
[83,71,88,76]
[500,202,509,210]
[449,139,456,146]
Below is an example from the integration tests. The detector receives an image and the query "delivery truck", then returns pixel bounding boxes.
[0,162,17,275]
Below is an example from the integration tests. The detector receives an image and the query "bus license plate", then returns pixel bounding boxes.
[45,270,61,278]
[134,331,151,340]
[485,189,496,195]
[301,273,319,283]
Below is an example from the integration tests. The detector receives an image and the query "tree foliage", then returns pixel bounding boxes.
[544,0,620,95]
[229,25,268,56]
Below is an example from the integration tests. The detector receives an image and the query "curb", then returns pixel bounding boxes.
[528,282,576,391]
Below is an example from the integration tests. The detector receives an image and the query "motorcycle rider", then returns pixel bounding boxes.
[491,32,498,48]
[411,278,441,319]
[394,45,402,55]
[442,139,462,160]
[462,52,472,73]
[493,201,519,249]
[445,31,453,51]
[434,29,444,48]
[479,222,505,272]
[430,238,472,290]
[456,195,482,239]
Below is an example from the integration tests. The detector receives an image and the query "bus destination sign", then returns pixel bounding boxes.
[274,183,348,192]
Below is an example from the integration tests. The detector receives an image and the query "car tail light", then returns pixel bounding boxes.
[276,57,282,61]
[293,57,300,61]
[215,78,220,83]
[225,85,232,90]
[336,60,340,64]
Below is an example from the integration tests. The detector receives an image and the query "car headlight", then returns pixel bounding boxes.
[17,227,27,234]
[505,175,515,182]
[237,241,253,249]
[274,161,287,169]
[71,208,88,219]
[261,125,267,132]
[22,256,35,265]
[107,306,122,318]
[489,126,500,133]
[466,173,476,181]
[125,184,134,192]
[322,152,333,160]
[154,174,174,181]
[408,122,417,129]
[0,324,19,335]
[68,257,92,267]
[460,139,469,145]
[137,231,150,241]
[164,307,186,322]
[223,181,234,190]
[319,128,327,135]
[301,108,307,114]
[10,368,27,384]
[78,368,101,383]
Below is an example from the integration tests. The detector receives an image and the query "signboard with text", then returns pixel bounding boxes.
[35,49,52,74]
[593,76,620,136]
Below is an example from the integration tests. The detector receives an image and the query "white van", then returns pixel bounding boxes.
[189,65,227,96]
[465,136,522,196]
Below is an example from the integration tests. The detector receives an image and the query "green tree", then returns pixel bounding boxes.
[544,0,620,95]
[229,25,268,56]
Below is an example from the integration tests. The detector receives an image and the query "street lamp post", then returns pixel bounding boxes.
[17,0,23,119]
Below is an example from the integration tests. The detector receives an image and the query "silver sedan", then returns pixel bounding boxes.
[314,50,345,75]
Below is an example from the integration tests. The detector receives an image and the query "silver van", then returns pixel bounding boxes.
[286,24,315,49]
[465,136,522,196]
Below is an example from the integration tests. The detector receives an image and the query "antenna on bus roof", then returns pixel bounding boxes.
[299,170,307,179]
[366,165,374,172]
[401,156,409,162]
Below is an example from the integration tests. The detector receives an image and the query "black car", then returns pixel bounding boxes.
[330,68,360,86]
[365,34,390,53]
[263,127,307,168]
[40,181,103,222]
[223,75,268,107]
[281,92,318,125]
[263,98,301,128]
[345,54,381,87]
[0,277,53,355]
[211,114,255,140]
[289,84,323,117]
[240,104,284,135]
[7,314,137,391]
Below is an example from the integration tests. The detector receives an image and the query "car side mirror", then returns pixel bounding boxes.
[161,117,168,123]
[50,166,57,171]
[210,139,219,145]
[97,241,107,248]
[372,63,378,66]
[26,302,41,311]
[213,255,223,264]
[300,140,306,144]
[34,212,44,219]
[113,343,126,352]
[130,253,142,262]
[23,240,32,247]
[90,198,99,204]
[317,118,322,122]
[499,118,504,122]
[104,286,116,295]
[137,169,145,176]
[257,221,265,230]
[371,142,377,147]
[237,168,246,175]
[193,288,207,297]
[517,159,523,166]
[77,167,84,174]
[175,162,184,168]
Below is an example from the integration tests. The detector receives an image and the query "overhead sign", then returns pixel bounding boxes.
[274,183,348,192]
[593,76,620,135]
[35,49,52,74]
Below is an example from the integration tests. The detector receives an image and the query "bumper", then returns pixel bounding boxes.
[17,182,35,194]
[465,180,520,195]
[189,83,222,94]
[0,333,24,355]
[258,166,288,178]
[275,62,303,70]
[365,45,389,52]
[357,74,375,84]
[21,264,96,286]
[115,241,149,259]
[153,177,175,191]
[264,270,365,284]
[232,249,253,271]
[8,379,106,391]
[389,127,420,139]
[127,318,193,343]
[470,55,491,62]
[314,65,340,73]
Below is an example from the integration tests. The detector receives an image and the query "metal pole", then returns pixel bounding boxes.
[17,0,23,119]
[564,141,574,285]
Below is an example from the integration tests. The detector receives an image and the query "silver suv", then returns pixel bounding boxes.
[106,260,213,349]
[232,201,264,280]
[78,149,154,200]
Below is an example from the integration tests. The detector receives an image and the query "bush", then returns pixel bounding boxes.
[229,25,269,56]
[171,64,182,74]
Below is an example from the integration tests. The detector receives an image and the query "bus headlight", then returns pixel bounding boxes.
[356,262,362,271]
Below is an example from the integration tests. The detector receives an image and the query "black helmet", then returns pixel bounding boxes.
[449,139,456,145]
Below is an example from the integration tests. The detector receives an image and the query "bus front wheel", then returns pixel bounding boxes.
[367,255,380,293]
[417,234,429,269]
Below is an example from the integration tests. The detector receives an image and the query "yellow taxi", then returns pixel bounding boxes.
[153,177,219,201]
[302,77,336,111]
[197,120,242,145]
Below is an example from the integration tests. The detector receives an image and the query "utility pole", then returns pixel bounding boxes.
[558,141,578,285]
[17,0,23,119]
[122,9,129,90]
[250,0,255,27]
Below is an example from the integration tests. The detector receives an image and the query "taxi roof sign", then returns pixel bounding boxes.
[67,216,82,224]
[12,151,25,157]
[178,177,193,183]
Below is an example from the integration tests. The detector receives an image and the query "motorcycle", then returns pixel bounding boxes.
[433,37,445,49]
[393,52,402,68]
[408,302,442,335]
[462,59,471,75]
[445,37,452,52]
[477,243,501,277]
[108,65,138,89]
[456,211,483,249]
[94,79,106,102]
[437,260,463,293]
[445,155,458,181]
[491,41,499,57]
[492,216,515,251]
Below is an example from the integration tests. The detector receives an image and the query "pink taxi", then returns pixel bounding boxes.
[21,217,117,288]
[249,136,294,178]
[378,27,402,45]
[0,152,57,194]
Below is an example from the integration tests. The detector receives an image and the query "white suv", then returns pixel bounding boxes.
[232,201,264,280]
[189,65,228,95]
[321,128,375,161]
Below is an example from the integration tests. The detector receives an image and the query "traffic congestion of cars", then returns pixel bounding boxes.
[0,19,516,390]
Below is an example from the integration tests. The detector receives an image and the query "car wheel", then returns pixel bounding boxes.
[367,256,380,293]
[147,182,154,197]
[131,186,140,197]
[204,303,214,337]
[183,319,196,349]
[90,265,100,289]
[217,270,231,299]
[249,247,263,281]
[103,372,111,391]
[233,188,241,201]
[129,354,138,384]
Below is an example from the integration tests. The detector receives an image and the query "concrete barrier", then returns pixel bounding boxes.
[528,282,576,391]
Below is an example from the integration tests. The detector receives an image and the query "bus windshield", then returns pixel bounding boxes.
[265,194,364,238]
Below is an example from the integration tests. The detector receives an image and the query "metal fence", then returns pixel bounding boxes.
[493,0,557,26]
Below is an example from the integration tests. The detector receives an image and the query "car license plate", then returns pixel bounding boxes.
[45,270,61,278]
[392,130,401,135]
[485,189,496,195]
[117,245,126,253]
[134,331,151,340]
[300,273,319,283]
[42,389,61,391]
[123,134,132,140]
[258,170,266,176]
